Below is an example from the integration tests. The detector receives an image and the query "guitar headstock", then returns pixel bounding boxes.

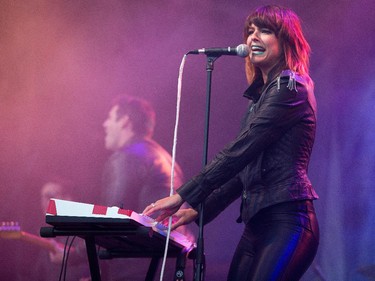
[0,221,22,239]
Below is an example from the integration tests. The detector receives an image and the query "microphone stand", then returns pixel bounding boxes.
[194,55,220,281]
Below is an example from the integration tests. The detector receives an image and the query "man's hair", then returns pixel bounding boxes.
[41,175,75,197]
[113,95,156,138]
[243,5,311,84]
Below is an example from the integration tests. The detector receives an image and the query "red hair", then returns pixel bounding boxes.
[243,5,311,84]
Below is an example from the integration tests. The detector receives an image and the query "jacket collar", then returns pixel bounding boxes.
[243,77,264,102]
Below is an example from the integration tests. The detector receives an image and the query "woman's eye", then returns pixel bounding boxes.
[261,29,272,34]
[247,30,254,35]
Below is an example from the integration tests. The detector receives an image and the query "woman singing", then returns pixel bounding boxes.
[144,5,319,281]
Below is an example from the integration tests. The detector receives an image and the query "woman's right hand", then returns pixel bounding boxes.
[169,208,198,230]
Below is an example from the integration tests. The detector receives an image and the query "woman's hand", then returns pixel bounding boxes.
[169,208,198,230]
[143,193,184,223]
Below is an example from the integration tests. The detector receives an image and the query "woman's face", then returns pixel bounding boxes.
[246,23,282,77]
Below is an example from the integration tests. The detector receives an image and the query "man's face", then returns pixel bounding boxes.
[103,105,127,151]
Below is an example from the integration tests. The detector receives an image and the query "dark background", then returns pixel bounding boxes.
[1,1,375,280]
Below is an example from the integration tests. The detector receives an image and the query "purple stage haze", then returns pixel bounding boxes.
[0,1,374,280]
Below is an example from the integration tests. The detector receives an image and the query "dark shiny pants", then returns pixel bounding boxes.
[227,200,319,281]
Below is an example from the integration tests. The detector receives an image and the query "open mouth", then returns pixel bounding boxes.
[251,45,265,55]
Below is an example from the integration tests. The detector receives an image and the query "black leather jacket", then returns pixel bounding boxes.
[177,70,319,224]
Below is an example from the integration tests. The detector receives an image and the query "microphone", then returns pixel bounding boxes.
[187,44,249,57]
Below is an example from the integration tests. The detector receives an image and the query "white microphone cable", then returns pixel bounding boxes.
[159,53,188,281]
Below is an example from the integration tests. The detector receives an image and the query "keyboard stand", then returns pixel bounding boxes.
[40,215,194,281]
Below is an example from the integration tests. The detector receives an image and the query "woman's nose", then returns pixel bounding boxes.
[250,31,260,41]
[247,35,258,45]
[247,36,256,46]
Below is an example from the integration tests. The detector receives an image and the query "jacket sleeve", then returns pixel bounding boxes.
[177,77,310,208]
[197,175,243,225]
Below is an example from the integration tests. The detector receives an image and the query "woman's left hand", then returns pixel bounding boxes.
[143,193,184,223]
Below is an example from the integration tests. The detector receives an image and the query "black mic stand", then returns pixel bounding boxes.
[194,55,220,281]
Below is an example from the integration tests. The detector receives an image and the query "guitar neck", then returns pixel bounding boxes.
[19,231,57,253]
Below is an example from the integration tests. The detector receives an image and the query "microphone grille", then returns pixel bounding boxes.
[236,44,250,57]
